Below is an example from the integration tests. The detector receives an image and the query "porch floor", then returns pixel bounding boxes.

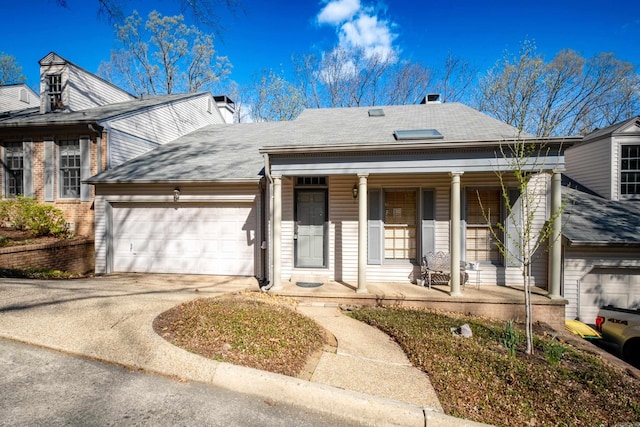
[271,280,567,329]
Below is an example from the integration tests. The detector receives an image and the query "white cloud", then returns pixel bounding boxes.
[339,14,395,60]
[317,0,361,25]
[316,0,397,62]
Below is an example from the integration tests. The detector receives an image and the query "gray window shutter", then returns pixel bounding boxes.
[421,189,435,256]
[505,188,522,267]
[23,140,33,197]
[44,139,54,202]
[367,189,382,265]
[80,137,91,201]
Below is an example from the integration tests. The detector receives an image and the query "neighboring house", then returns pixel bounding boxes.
[562,116,640,323]
[88,98,576,306]
[0,52,233,236]
[0,84,40,112]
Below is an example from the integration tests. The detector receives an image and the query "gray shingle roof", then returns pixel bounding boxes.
[87,102,529,183]
[562,186,640,246]
[0,93,207,127]
[581,116,640,143]
[87,122,290,183]
[275,102,527,147]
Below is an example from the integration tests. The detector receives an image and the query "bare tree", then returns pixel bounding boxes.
[0,52,26,85]
[294,45,435,108]
[248,69,305,121]
[478,137,567,354]
[476,40,639,137]
[98,10,231,95]
[433,53,478,104]
[53,0,242,33]
[384,60,432,105]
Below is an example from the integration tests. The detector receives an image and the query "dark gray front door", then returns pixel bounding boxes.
[295,190,327,268]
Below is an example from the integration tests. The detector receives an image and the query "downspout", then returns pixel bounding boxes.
[259,153,273,291]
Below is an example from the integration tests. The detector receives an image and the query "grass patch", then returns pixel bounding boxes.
[349,306,640,426]
[153,294,326,377]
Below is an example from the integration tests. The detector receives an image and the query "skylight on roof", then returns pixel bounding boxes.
[368,108,385,117]
[393,129,443,141]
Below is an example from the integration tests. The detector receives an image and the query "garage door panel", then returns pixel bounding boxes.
[579,268,640,324]
[112,203,255,276]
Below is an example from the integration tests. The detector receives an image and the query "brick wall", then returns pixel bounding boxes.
[2,129,102,238]
[0,239,94,274]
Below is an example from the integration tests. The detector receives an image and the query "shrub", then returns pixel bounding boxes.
[0,197,70,237]
[544,338,565,366]
[502,320,522,357]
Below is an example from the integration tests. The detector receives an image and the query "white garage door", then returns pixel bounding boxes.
[579,268,640,324]
[112,203,255,275]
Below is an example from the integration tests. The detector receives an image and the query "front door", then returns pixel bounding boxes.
[295,190,327,268]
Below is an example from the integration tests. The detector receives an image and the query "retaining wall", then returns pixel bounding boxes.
[0,239,94,274]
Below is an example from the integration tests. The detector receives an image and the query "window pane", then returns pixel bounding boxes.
[384,190,416,260]
[4,142,24,196]
[466,189,501,262]
[621,145,640,196]
[59,140,80,198]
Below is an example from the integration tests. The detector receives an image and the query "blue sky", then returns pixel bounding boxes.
[3,0,639,93]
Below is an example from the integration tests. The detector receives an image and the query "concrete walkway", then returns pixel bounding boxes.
[0,274,486,426]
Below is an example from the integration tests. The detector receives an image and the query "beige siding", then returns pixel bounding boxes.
[275,171,551,287]
[563,248,640,320]
[565,138,612,199]
[328,176,359,282]
[280,178,295,280]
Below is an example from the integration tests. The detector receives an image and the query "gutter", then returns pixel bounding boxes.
[258,136,582,155]
[84,178,262,185]
[565,240,640,248]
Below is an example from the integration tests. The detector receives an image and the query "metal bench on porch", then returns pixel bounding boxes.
[419,251,469,289]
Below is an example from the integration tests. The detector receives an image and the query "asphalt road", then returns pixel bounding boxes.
[0,338,362,427]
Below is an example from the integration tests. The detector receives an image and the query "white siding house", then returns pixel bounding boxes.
[0,84,40,112]
[562,116,640,322]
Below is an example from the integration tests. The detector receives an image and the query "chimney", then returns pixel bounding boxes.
[421,94,441,104]
[213,95,236,123]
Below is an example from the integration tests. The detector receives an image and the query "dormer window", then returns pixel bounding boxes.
[621,145,640,196]
[46,74,63,111]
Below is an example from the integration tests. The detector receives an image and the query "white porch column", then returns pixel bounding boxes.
[272,175,283,290]
[357,173,369,293]
[548,170,562,299]
[450,172,463,297]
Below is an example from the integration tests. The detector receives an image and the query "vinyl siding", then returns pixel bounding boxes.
[108,129,160,167]
[565,138,612,199]
[108,95,223,147]
[66,64,134,111]
[0,85,39,111]
[329,176,359,282]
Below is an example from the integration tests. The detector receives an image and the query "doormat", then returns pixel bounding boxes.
[296,282,323,288]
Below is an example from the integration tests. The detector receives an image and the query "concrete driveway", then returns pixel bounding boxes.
[0,274,486,427]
